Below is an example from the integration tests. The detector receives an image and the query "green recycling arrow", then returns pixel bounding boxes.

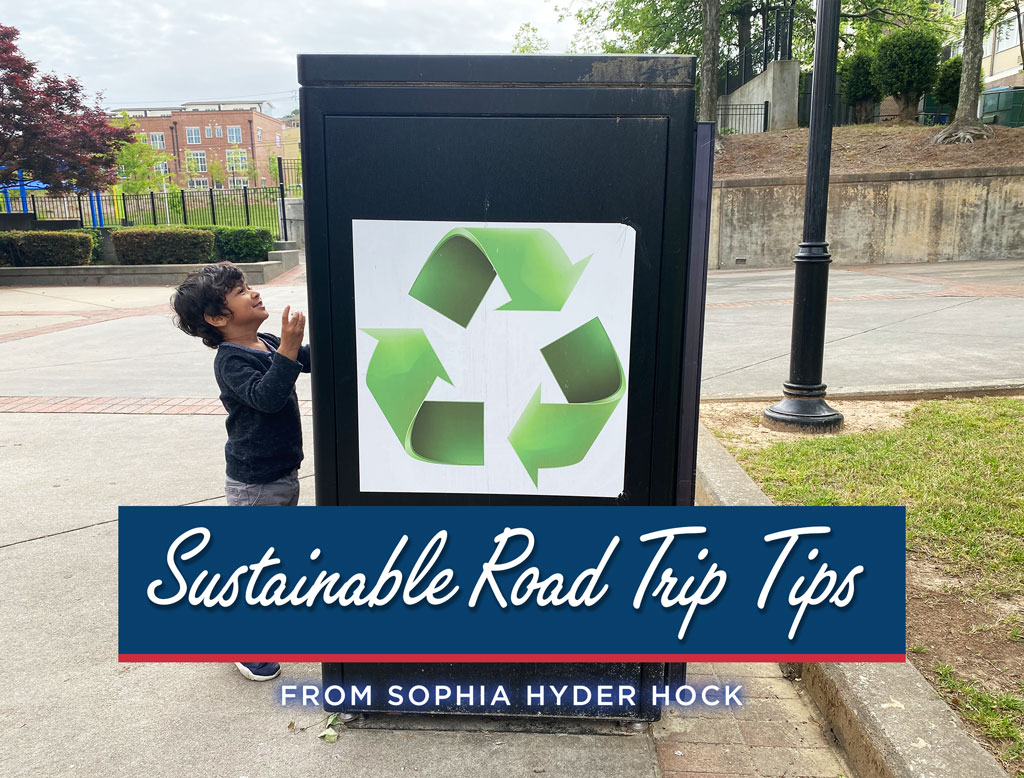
[508,317,625,486]
[363,328,484,466]
[409,228,591,327]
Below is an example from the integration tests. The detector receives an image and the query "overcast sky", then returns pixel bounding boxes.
[6,1,579,117]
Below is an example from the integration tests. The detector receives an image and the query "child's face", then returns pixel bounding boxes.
[222,280,269,328]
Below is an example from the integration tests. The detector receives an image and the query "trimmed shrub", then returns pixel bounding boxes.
[933,56,985,112]
[113,228,215,265]
[0,233,16,267]
[0,230,92,267]
[840,51,881,124]
[68,227,105,264]
[198,226,275,262]
[872,28,942,121]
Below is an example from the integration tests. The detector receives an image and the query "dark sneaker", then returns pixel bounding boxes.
[235,661,281,681]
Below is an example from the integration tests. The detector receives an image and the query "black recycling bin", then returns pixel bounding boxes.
[298,53,713,721]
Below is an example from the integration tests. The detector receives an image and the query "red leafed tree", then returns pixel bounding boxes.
[0,25,132,192]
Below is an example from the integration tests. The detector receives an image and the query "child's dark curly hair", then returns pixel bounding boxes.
[170,262,245,348]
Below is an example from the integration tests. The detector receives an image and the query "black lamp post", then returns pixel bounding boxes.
[763,0,844,433]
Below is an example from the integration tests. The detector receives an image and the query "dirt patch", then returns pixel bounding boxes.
[715,123,1024,180]
[700,399,916,450]
[907,557,1024,696]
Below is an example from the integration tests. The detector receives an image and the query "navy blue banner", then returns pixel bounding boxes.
[118,506,905,660]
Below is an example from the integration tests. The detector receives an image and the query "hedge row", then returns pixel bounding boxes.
[112,228,215,265]
[0,225,274,267]
[0,231,92,267]
[201,227,275,263]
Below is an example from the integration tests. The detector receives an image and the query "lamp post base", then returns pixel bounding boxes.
[763,396,844,433]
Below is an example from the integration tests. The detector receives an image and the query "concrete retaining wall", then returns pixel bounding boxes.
[710,165,1024,269]
[719,60,800,131]
[0,243,299,286]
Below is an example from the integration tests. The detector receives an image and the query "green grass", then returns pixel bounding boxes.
[935,663,1024,772]
[733,398,1024,595]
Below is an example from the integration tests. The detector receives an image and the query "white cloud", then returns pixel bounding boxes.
[5,0,578,117]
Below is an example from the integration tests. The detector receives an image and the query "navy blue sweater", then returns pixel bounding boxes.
[213,332,310,483]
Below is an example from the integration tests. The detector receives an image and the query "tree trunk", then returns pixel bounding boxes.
[855,98,875,124]
[933,0,993,143]
[737,2,753,80]
[700,0,721,123]
[897,93,919,122]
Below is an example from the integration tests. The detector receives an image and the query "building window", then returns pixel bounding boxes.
[117,164,127,178]
[951,40,963,57]
[150,132,165,149]
[185,149,207,173]
[216,126,223,138]
[214,180,224,190]
[204,126,212,138]
[275,133,281,147]
[996,17,1021,53]
[226,148,248,172]
[228,177,249,188]
[185,127,201,144]
[137,133,149,144]
[953,0,966,16]
[153,161,169,174]
[187,178,209,189]
[257,127,263,141]
[227,126,243,143]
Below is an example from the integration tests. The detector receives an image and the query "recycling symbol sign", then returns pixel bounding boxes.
[354,220,636,497]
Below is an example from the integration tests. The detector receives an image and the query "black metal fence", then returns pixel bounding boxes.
[718,7,795,97]
[3,187,286,238]
[798,72,855,127]
[279,158,303,197]
[717,102,770,135]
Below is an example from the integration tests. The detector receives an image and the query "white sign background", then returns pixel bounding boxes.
[352,220,636,497]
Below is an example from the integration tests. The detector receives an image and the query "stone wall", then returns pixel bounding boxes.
[709,166,1024,269]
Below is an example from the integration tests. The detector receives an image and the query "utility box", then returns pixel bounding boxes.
[298,54,712,720]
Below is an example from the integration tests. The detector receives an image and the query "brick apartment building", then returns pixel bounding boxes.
[111,100,293,189]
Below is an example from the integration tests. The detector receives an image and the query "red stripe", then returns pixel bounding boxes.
[119,653,906,663]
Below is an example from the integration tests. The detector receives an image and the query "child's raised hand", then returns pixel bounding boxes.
[278,304,306,361]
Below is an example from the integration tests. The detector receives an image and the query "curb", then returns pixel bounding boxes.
[701,379,1024,403]
[694,422,1010,778]
[0,250,299,288]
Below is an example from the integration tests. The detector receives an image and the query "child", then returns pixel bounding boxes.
[171,262,308,682]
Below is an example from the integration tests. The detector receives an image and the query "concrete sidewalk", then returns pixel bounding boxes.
[3,258,1021,777]
[702,260,1024,397]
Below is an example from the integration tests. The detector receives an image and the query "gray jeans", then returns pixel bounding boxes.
[225,470,300,506]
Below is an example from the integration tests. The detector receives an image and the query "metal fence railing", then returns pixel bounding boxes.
[1,187,286,239]
[279,158,302,197]
[717,102,769,135]
[798,73,856,128]
[718,7,795,97]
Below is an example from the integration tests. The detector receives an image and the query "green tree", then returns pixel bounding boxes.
[552,0,953,124]
[208,156,227,189]
[512,22,550,53]
[934,0,994,143]
[267,151,280,185]
[840,51,881,123]
[247,156,260,186]
[933,55,985,110]
[112,113,173,194]
[872,27,942,121]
